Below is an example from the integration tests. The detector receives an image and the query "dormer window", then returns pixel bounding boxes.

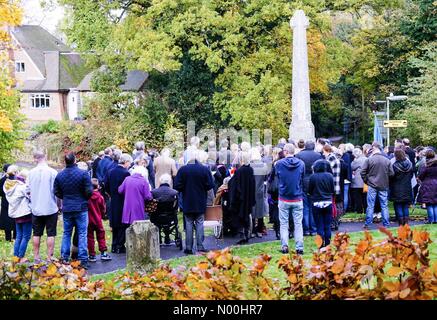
[15,62,25,73]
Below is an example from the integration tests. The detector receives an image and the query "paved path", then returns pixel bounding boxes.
[87,220,426,275]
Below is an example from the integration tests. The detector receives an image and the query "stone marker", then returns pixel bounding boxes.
[126,220,160,273]
[289,10,315,142]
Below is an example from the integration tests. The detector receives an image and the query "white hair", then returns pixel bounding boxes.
[240,151,251,165]
[345,143,355,152]
[159,173,172,185]
[283,143,295,155]
[135,141,145,151]
[241,141,251,152]
[120,153,133,164]
[190,136,200,147]
[77,161,88,171]
[131,165,148,178]
[250,147,261,161]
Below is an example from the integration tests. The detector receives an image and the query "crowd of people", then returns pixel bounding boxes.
[0,136,436,268]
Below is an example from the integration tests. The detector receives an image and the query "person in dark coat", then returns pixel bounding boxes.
[418,149,437,224]
[92,151,104,179]
[174,152,214,254]
[0,164,15,241]
[308,159,335,248]
[107,153,132,253]
[295,140,323,236]
[54,152,93,269]
[96,148,113,183]
[389,148,414,225]
[151,174,179,244]
[341,144,355,213]
[402,138,416,172]
[229,151,256,245]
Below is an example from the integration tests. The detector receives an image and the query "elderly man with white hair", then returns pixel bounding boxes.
[151,174,179,245]
[107,153,132,254]
[174,150,214,254]
[96,147,113,183]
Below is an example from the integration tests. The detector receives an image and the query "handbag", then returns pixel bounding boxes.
[145,199,158,213]
[363,183,368,193]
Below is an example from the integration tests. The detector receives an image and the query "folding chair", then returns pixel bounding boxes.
[204,205,224,247]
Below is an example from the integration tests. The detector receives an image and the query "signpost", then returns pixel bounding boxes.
[383,120,408,128]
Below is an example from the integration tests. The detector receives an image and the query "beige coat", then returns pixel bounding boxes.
[154,155,178,188]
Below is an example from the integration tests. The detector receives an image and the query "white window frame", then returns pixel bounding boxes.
[15,61,25,73]
[29,93,51,109]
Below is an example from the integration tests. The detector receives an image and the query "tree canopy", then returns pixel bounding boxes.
[59,0,436,147]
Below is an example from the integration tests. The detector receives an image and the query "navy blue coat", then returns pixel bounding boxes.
[174,161,214,214]
[54,164,93,213]
[96,156,113,183]
[107,165,130,228]
[295,149,323,192]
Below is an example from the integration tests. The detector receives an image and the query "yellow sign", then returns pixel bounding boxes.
[383,120,408,128]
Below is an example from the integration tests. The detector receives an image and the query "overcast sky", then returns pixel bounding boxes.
[21,0,64,36]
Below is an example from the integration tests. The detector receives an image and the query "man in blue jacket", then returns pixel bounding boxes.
[54,152,93,269]
[276,143,305,254]
[295,140,323,236]
[174,151,214,255]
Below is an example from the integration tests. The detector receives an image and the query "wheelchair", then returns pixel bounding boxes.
[149,199,183,250]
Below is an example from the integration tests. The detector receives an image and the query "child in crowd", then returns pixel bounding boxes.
[308,159,335,249]
[87,178,112,262]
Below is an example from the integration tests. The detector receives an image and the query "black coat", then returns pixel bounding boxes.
[295,149,323,192]
[174,161,214,214]
[229,164,256,221]
[107,165,130,228]
[389,160,413,203]
[151,183,178,203]
[0,175,14,231]
[341,151,354,181]
[418,158,437,204]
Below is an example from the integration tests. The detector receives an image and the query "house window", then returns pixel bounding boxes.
[30,94,51,109]
[15,62,25,73]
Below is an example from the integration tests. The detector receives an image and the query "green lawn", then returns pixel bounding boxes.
[342,203,428,220]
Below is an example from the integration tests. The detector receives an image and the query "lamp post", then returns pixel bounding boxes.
[386,93,408,147]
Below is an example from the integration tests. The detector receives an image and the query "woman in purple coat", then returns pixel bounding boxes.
[118,166,153,225]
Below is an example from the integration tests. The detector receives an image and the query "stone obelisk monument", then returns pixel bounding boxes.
[289,10,315,142]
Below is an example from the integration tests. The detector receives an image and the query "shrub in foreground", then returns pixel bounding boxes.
[0,225,435,300]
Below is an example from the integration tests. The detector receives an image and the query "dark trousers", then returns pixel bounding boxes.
[112,225,128,250]
[88,222,108,256]
[184,212,204,251]
[350,188,366,213]
[269,202,279,234]
[313,205,332,247]
[4,227,16,242]
[238,214,251,240]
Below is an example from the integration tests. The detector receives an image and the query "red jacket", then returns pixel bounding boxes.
[88,190,105,226]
